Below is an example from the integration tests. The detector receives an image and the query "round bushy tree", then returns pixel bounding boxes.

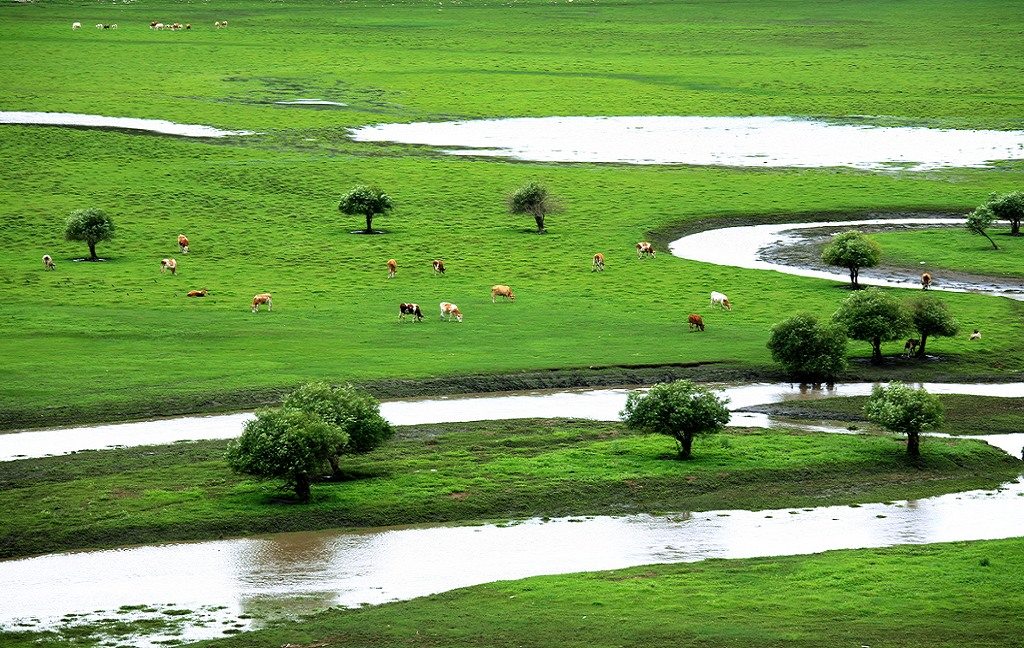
[507,182,560,233]
[832,288,912,364]
[965,206,999,250]
[767,313,848,382]
[864,382,943,458]
[65,208,115,261]
[620,380,730,460]
[907,295,958,357]
[339,185,393,233]
[821,230,881,288]
[226,408,348,502]
[983,191,1024,236]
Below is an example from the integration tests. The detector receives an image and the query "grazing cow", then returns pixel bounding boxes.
[96,23,104,29]
[433,259,446,275]
[710,291,732,311]
[970,329,982,341]
[688,314,705,332]
[160,258,177,275]
[921,272,932,290]
[185,23,192,30]
[110,24,117,29]
[72,22,82,30]
[154,22,164,30]
[42,254,55,270]
[399,302,424,321]
[178,234,190,254]
[187,289,208,298]
[251,293,272,312]
[215,20,228,28]
[386,258,397,279]
[440,301,463,322]
[592,252,605,272]
[150,21,159,28]
[491,285,515,303]
[636,241,655,258]
[904,338,920,357]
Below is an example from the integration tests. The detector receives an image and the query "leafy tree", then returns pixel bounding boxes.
[338,185,393,233]
[864,382,943,458]
[507,182,560,233]
[767,313,848,382]
[907,295,958,358]
[965,206,999,250]
[832,288,912,364]
[620,380,730,460]
[283,381,393,478]
[821,230,881,288]
[65,208,115,261]
[226,408,348,502]
[983,191,1024,236]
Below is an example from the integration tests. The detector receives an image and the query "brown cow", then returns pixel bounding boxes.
[160,258,177,275]
[386,258,397,279]
[491,285,515,303]
[636,241,655,258]
[187,289,208,298]
[399,303,424,321]
[251,293,272,312]
[688,314,705,332]
[433,259,446,275]
[904,338,920,357]
[42,254,55,270]
[592,252,605,272]
[921,272,932,290]
[178,234,190,254]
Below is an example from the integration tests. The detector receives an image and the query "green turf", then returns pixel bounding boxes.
[873,227,1024,278]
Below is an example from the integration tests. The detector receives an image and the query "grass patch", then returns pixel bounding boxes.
[874,227,1024,278]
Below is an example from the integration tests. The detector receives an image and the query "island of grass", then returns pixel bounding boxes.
[872,227,1024,279]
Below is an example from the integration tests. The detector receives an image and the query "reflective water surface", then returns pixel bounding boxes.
[0,111,252,137]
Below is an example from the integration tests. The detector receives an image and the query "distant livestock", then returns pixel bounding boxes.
[251,293,272,312]
[187,289,208,298]
[150,21,158,28]
[970,329,982,341]
[95,23,104,29]
[42,254,55,270]
[433,259,446,275]
[153,22,164,30]
[399,303,424,321]
[178,234,190,254]
[921,272,932,290]
[72,22,81,30]
[491,285,515,302]
[440,301,463,322]
[688,314,705,332]
[386,258,397,279]
[185,24,192,30]
[904,338,920,357]
[160,258,177,275]
[710,291,732,311]
[592,252,605,272]
[636,241,655,258]
[214,20,228,28]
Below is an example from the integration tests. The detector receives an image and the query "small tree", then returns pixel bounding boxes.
[821,230,881,289]
[507,182,560,233]
[338,185,393,233]
[620,380,730,460]
[864,382,943,458]
[283,381,393,478]
[226,408,348,502]
[767,313,848,382]
[965,206,999,250]
[907,295,958,357]
[65,208,115,261]
[983,191,1024,236]
[832,288,912,364]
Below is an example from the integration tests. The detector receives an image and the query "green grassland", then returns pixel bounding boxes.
[1,418,1018,560]
[1,0,1024,428]
[874,227,1024,278]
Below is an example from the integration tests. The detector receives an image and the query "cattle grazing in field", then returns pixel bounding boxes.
[150,21,159,28]
[904,338,920,357]
[154,22,164,30]
[399,302,424,321]
[636,241,655,258]
[95,23,104,29]
[178,234,190,254]
[921,272,932,290]
[491,285,516,303]
[251,293,272,312]
[160,258,177,275]
[710,291,732,311]
[440,302,463,322]
[42,254,55,270]
[970,329,982,341]
[688,314,705,332]
[187,289,208,298]
[592,252,605,272]
[214,20,228,28]
[433,259,446,275]
[386,258,397,279]
[72,22,82,30]
[185,23,192,30]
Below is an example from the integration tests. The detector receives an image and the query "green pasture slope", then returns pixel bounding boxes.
[1,0,1024,427]
[874,227,1024,278]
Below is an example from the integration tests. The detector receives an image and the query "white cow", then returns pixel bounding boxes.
[710,291,732,311]
[72,22,82,30]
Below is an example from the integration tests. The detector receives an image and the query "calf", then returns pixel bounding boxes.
[42,254,55,270]
[921,272,932,290]
[970,329,982,341]
[178,234,190,254]
[440,301,463,322]
[491,284,515,303]
[904,338,920,357]
[592,252,605,272]
[433,259,446,275]
[160,258,177,275]
[636,241,655,258]
[251,293,272,312]
[399,302,424,321]
[386,258,397,279]
[688,314,705,332]
[187,289,208,298]
[710,291,732,311]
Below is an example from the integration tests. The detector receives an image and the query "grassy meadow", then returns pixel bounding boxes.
[1,0,1023,427]
[874,227,1024,278]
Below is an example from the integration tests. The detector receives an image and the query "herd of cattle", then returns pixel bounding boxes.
[71,20,228,30]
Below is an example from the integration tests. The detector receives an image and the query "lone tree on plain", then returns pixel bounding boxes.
[65,208,115,261]
[226,407,348,502]
[339,185,393,233]
[767,313,848,382]
[508,182,560,233]
[283,381,393,479]
[982,191,1024,236]
[907,295,958,358]
[965,206,999,250]
[620,380,730,460]
[821,230,881,289]
[864,382,943,458]
[832,288,912,364]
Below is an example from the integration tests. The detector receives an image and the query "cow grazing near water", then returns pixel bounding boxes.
[636,241,655,258]
[160,258,177,275]
[178,234,190,254]
[386,258,397,279]
[440,302,463,322]
[921,272,932,290]
[251,293,272,312]
[710,291,732,311]
[187,289,208,298]
[42,254,55,270]
[399,303,424,321]
[592,252,605,272]
[491,285,515,303]
[688,314,705,332]
[904,338,920,357]
[433,259,446,275]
